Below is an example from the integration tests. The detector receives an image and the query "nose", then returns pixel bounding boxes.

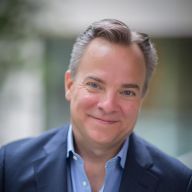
[97,92,119,114]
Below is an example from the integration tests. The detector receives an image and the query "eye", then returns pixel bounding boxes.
[86,81,102,90]
[120,90,136,97]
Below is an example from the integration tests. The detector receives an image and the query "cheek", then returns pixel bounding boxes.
[72,89,99,109]
[122,101,141,117]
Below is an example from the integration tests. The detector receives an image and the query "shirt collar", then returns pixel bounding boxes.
[67,124,75,158]
[117,136,129,168]
[67,124,129,168]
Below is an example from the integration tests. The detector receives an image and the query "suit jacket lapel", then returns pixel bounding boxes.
[119,133,159,192]
[32,126,69,192]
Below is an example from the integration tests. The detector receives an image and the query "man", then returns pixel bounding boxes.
[0,19,191,192]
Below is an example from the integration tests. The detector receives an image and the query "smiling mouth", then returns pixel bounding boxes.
[88,115,119,124]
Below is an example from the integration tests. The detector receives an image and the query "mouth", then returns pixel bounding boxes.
[88,115,119,124]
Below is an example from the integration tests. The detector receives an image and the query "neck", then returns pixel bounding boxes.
[74,137,124,163]
[74,140,118,192]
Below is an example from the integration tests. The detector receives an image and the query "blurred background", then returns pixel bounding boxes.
[0,0,192,167]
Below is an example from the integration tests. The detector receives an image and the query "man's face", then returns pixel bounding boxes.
[65,38,146,150]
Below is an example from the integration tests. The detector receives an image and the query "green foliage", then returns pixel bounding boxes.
[0,0,40,38]
[0,0,42,86]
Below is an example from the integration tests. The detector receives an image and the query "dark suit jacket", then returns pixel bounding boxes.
[0,124,192,192]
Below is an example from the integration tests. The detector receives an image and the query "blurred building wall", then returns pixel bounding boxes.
[0,39,45,145]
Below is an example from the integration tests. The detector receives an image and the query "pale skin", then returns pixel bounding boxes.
[65,38,146,192]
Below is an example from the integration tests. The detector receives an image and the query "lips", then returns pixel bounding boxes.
[88,114,119,124]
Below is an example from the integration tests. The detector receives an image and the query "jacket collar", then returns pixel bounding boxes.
[119,133,159,192]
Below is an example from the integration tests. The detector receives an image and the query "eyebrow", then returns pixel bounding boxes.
[122,84,140,90]
[85,76,105,84]
[85,76,140,90]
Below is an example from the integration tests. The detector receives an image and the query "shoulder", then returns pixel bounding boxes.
[130,133,192,174]
[0,124,69,163]
[0,124,69,191]
[129,133,192,191]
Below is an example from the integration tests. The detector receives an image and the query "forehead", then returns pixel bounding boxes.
[76,38,146,85]
[80,37,145,64]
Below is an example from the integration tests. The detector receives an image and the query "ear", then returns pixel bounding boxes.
[65,70,73,101]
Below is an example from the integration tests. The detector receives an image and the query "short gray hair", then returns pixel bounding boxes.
[69,19,158,96]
